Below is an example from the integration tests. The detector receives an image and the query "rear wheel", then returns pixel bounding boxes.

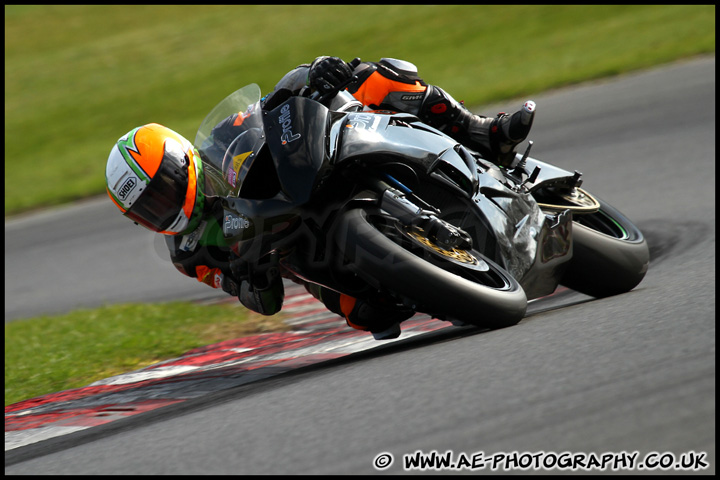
[334,208,527,329]
[560,195,649,297]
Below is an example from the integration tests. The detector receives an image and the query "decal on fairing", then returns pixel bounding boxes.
[346,113,382,132]
[279,104,301,145]
[223,212,251,237]
[227,151,253,187]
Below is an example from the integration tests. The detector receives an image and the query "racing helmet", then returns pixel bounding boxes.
[106,123,205,235]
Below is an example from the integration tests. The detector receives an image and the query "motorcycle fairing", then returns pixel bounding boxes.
[331,108,573,296]
[220,97,342,261]
[522,208,573,299]
[511,153,584,193]
[334,112,457,172]
[471,164,574,298]
[264,96,333,205]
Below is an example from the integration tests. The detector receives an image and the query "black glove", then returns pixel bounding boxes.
[220,273,239,297]
[308,56,354,96]
[238,273,284,316]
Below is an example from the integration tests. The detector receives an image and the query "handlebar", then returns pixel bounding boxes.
[310,74,359,104]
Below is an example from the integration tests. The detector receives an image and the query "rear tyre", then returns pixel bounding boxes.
[560,196,649,297]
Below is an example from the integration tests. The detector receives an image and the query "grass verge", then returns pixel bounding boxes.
[4,301,291,406]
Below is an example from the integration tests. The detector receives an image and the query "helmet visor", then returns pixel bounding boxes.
[125,150,189,232]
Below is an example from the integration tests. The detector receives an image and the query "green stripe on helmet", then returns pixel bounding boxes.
[116,126,151,183]
[178,147,206,236]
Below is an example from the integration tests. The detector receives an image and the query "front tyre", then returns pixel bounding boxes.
[334,208,527,329]
[561,196,649,297]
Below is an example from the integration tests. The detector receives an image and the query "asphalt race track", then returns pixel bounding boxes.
[5,56,715,474]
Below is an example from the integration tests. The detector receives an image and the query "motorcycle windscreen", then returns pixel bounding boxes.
[201,112,265,198]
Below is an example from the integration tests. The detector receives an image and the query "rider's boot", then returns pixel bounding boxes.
[307,285,413,339]
[418,85,535,167]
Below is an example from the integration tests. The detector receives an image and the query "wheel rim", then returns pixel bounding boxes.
[404,228,486,269]
[536,187,601,213]
[575,209,631,240]
[367,213,513,291]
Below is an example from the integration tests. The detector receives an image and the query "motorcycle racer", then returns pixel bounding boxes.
[106,123,289,316]
[105,57,535,340]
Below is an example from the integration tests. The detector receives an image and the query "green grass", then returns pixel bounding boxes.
[4,301,290,406]
[4,5,714,216]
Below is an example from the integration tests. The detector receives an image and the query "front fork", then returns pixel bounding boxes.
[366,176,473,250]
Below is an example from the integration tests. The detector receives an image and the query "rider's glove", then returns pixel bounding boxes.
[238,275,284,316]
[220,274,239,297]
[308,56,354,96]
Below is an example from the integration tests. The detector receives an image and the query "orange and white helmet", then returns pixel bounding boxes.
[106,123,204,235]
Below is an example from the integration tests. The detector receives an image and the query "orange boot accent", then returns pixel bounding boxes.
[339,294,367,331]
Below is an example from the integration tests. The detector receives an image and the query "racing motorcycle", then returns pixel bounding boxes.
[194,82,649,338]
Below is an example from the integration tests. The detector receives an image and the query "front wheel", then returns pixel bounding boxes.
[333,208,527,329]
[560,195,649,297]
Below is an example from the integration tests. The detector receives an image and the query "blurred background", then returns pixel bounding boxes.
[4,5,714,215]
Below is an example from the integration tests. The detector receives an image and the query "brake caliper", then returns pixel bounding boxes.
[380,188,472,250]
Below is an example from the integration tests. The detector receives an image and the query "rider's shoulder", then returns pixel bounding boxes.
[362,58,421,84]
[377,58,419,76]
